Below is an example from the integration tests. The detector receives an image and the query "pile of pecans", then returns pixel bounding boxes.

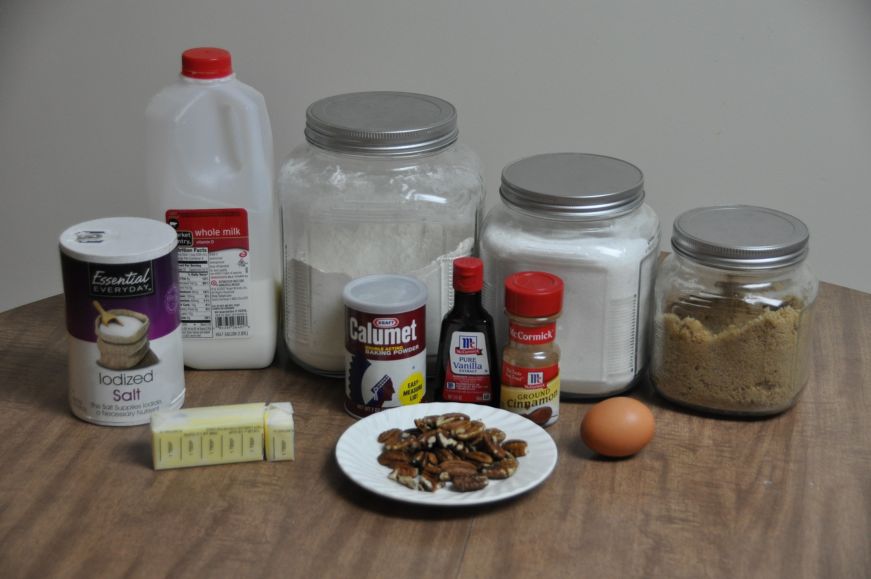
[377,412,528,492]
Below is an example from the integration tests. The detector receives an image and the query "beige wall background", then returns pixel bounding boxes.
[2,0,870,312]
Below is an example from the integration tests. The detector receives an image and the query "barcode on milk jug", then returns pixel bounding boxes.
[216,314,249,328]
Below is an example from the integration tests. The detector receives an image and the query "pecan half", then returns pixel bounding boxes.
[459,449,494,466]
[451,474,489,492]
[422,462,443,477]
[502,440,528,457]
[436,429,458,448]
[454,420,486,441]
[434,448,458,463]
[438,459,479,479]
[485,427,507,444]
[388,464,420,490]
[436,412,470,426]
[480,432,508,460]
[419,471,445,492]
[377,428,402,443]
[418,430,440,449]
[383,430,420,451]
[414,415,440,430]
[484,457,518,479]
[378,449,411,467]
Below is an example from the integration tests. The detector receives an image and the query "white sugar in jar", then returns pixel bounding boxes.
[480,153,660,397]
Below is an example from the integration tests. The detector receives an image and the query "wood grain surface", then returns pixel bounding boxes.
[1,283,869,579]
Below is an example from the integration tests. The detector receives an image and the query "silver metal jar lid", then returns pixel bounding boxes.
[671,205,810,270]
[304,92,458,157]
[500,153,645,218]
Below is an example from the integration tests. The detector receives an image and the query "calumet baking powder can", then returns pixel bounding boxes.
[59,217,185,426]
[343,275,427,418]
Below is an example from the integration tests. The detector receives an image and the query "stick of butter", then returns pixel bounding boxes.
[151,402,294,470]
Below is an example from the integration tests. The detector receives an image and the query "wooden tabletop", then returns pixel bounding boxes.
[1,283,869,579]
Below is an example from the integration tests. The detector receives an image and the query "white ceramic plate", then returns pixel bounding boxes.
[335,402,558,506]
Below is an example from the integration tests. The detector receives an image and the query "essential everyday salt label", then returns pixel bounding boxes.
[67,327,185,424]
[88,262,155,298]
[59,218,185,426]
[442,331,493,403]
[166,208,251,339]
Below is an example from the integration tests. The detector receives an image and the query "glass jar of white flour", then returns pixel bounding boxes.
[480,153,660,397]
[279,92,484,376]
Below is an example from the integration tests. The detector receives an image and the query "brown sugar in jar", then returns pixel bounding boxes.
[651,206,817,416]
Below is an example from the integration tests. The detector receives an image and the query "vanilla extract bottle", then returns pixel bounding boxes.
[434,258,500,407]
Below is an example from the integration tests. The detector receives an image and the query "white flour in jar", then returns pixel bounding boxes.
[482,229,658,396]
[285,229,473,375]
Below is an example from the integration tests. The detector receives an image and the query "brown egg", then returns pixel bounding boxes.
[580,397,655,457]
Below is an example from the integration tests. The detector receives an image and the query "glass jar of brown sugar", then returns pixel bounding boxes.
[650,205,817,416]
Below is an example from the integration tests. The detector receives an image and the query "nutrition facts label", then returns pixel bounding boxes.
[167,208,251,340]
[177,247,212,336]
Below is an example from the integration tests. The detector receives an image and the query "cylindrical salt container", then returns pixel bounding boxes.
[59,217,185,425]
[343,274,427,418]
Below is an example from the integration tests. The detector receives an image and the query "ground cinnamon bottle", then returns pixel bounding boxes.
[434,258,499,406]
[500,271,563,427]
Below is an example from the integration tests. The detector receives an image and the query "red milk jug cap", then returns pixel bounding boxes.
[453,257,484,293]
[504,271,564,318]
[181,47,233,79]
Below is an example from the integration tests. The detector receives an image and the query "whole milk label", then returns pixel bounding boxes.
[345,306,426,417]
[61,251,185,426]
[441,331,493,404]
[165,208,251,340]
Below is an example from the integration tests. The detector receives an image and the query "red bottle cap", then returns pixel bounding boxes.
[504,271,563,318]
[181,47,233,79]
[453,257,483,293]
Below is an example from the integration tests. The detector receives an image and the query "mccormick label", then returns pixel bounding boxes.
[344,306,426,418]
[501,361,560,426]
[59,219,185,426]
[509,321,556,345]
[165,208,252,339]
[501,321,560,426]
[441,331,493,404]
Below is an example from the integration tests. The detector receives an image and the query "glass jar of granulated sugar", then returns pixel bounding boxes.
[480,153,660,398]
[279,91,484,377]
[651,205,818,416]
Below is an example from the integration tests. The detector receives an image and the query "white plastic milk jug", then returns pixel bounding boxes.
[146,47,277,369]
